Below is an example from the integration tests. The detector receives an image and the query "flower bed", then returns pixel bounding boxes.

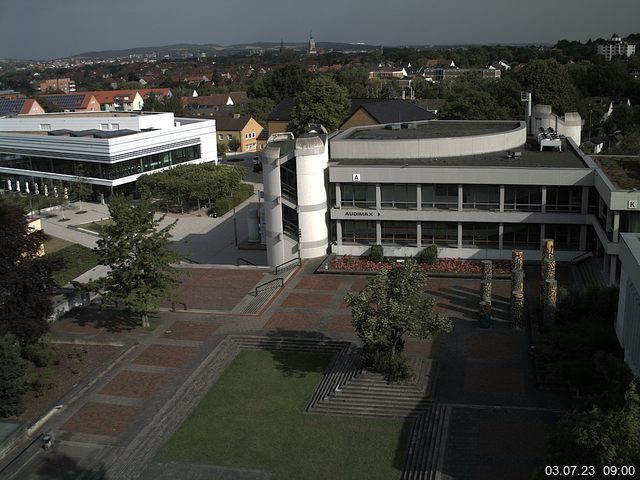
[329,255,511,274]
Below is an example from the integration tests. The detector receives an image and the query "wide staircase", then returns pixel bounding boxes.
[573,256,607,292]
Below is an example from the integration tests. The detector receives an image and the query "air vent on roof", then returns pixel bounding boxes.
[399,123,417,129]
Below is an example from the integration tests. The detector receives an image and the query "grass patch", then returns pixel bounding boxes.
[157,350,409,480]
[47,243,99,286]
[77,219,113,234]
[43,235,72,255]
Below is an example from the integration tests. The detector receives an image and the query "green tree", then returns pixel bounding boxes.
[519,59,578,113]
[335,66,370,98]
[0,199,59,346]
[548,383,640,469]
[0,334,27,418]
[288,76,350,135]
[227,137,241,152]
[72,164,92,212]
[217,141,228,156]
[257,65,311,103]
[236,97,275,124]
[344,260,453,380]
[88,196,182,327]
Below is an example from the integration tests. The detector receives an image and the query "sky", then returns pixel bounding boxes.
[1,0,639,60]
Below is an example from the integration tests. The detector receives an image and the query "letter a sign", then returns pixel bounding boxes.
[352,173,361,182]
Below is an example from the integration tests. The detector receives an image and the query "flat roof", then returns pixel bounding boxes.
[342,120,521,140]
[330,139,589,169]
[593,156,640,189]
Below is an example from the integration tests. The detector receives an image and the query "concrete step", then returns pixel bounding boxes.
[401,404,450,480]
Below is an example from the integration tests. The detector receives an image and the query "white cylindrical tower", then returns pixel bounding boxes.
[262,144,286,267]
[295,136,329,259]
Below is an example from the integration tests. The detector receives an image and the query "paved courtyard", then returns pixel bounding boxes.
[2,259,569,480]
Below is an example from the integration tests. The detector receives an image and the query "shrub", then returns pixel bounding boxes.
[369,245,384,262]
[417,244,438,264]
[363,349,414,383]
[22,342,57,367]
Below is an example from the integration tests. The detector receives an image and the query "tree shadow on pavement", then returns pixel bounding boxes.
[37,452,106,480]
[63,305,145,333]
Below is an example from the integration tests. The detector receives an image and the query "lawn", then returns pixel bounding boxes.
[157,350,410,480]
[77,218,113,234]
[46,242,100,286]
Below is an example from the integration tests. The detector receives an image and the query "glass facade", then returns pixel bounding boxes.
[381,184,417,209]
[546,186,582,212]
[341,184,376,209]
[381,221,416,245]
[503,223,540,249]
[422,184,458,210]
[280,158,297,201]
[0,145,200,181]
[462,223,499,248]
[421,222,458,247]
[504,186,542,212]
[342,220,376,244]
[545,224,580,250]
[463,185,500,210]
[282,204,299,239]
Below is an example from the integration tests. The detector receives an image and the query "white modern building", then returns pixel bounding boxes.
[261,118,640,287]
[0,112,217,198]
[616,233,640,376]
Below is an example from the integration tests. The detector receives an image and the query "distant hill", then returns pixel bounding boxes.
[68,41,382,59]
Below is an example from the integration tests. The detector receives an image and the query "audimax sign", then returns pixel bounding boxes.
[344,211,381,217]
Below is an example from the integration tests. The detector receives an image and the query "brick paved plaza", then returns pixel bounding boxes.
[7,260,569,480]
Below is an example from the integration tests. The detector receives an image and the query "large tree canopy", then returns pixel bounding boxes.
[88,196,182,327]
[287,76,350,135]
[518,59,578,114]
[345,260,453,380]
[0,199,59,346]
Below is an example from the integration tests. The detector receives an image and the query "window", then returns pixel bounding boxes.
[503,223,540,249]
[280,158,297,201]
[218,134,223,140]
[342,220,376,244]
[40,124,52,131]
[282,204,298,239]
[228,134,233,140]
[504,186,542,212]
[111,123,119,130]
[422,184,458,210]
[381,221,416,245]
[462,223,499,248]
[341,184,376,209]
[546,186,581,212]
[463,185,500,210]
[544,224,580,250]
[100,124,109,130]
[381,184,417,209]
[421,222,458,247]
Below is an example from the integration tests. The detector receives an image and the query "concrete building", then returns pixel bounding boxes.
[597,33,636,61]
[0,112,217,199]
[616,233,640,376]
[261,118,640,289]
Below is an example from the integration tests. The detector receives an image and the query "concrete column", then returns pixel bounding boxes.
[336,220,342,246]
[416,184,422,211]
[581,186,589,214]
[335,183,341,208]
[499,185,505,212]
[376,221,381,245]
[606,208,612,232]
[609,255,617,286]
[540,224,545,250]
[458,184,463,211]
[541,186,547,213]
[375,184,381,210]
[498,223,504,251]
[416,222,422,249]
[579,225,587,251]
[612,211,620,242]
[457,222,463,249]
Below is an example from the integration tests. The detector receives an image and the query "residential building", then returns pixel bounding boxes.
[368,66,407,80]
[267,97,295,136]
[40,93,101,113]
[0,98,45,117]
[423,68,501,82]
[340,99,436,129]
[83,90,144,111]
[597,33,636,61]
[39,78,76,94]
[214,114,263,153]
[0,112,217,199]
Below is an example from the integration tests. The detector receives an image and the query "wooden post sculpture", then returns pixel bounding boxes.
[510,290,525,328]
[543,279,558,325]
